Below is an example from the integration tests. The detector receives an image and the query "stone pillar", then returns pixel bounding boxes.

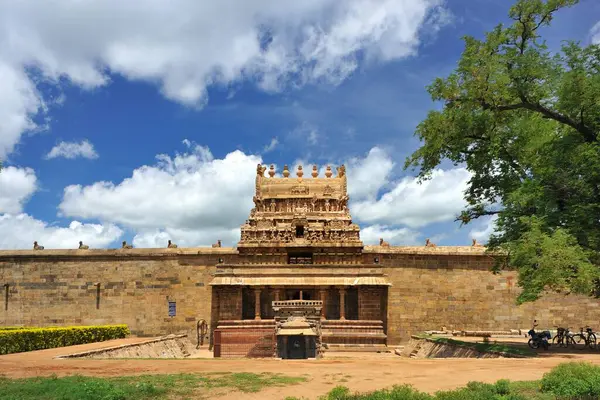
[254,288,262,320]
[273,288,280,302]
[339,288,346,320]
[319,289,327,320]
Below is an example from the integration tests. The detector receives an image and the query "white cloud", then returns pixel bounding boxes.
[45,140,99,160]
[263,137,279,153]
[133,227,239,249]
[591,21,600,44]
[0,0,448,157]
[346,147,394,201]
[351,167,472,228]
[0,166,37,214]
[360,224,419,245]
[0,62,45,158]
[469,215,498,244]
[59,144,261,246]
[0,214,122,250]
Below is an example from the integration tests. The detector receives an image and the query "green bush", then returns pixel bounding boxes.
[0,325,130,355]
[541,362,600,398]
[321,385,434,400]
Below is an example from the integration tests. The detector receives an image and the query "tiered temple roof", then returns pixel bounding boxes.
[237,164,362,249]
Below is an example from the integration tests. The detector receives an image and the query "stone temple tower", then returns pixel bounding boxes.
[236,163,363,263]
[211,163,389,359]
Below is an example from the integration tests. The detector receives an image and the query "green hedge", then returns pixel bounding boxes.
[0,327,30,331]
[0,325,130,355]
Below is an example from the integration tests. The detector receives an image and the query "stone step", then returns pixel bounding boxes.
[324,344,389,352]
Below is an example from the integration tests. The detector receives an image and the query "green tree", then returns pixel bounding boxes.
[405,0,600,303]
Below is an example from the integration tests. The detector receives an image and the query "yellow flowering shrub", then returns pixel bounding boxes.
[0,325,130,355]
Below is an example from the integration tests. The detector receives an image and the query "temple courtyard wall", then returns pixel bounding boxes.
[2,247,600,345]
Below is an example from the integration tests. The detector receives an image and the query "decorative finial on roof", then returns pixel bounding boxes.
[312,165,318,178]
[325,165,333,178]
[337,164,346,178]
[282,165,290,178]
[297,165,304,178]
[268,164,275,178]
[256,164,266,176]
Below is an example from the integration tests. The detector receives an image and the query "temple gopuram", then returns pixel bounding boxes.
[211,164,389,358]
[3,163,600,359]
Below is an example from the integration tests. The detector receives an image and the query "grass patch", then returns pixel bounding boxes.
[416,335,536,357]
[0,372,306,399]
[310,362,600,399]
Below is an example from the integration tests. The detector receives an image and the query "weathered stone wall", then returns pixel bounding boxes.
[358,287,384,320]
[0,249,235,336]
[376,249,600,345]
[2,247,600,346]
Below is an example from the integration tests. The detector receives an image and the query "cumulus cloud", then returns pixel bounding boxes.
[59,144,261,246]
[469,215,498,244]
[0,62,44,157]
[0,166,37,214]
[360,224,419,245]
[45,140,99,160]
[591,21,600,44]
[133,227,240,249]
[0,0,448,157]
[48,143,474,248]
[351,167,472,228]
[346,147,395,201]
[0,214,122,250]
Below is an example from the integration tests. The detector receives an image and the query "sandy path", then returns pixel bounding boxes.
[2,338,600,399]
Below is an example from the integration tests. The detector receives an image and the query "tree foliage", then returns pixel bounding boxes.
[406,0,600,303]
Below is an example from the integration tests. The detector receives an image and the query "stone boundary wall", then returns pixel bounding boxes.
[2,246,599,345]
[0,251,233,336]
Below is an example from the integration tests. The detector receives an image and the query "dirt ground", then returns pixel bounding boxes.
[3,337,600,400]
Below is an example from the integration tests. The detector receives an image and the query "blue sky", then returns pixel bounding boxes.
[0,0,599,249]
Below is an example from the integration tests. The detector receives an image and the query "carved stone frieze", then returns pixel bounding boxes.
[290,185,309,195]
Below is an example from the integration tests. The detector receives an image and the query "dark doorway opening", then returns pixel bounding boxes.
[287,336,306,359]
[295,225,304,238]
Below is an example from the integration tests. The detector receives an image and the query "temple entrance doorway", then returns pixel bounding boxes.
[287,336,306,359]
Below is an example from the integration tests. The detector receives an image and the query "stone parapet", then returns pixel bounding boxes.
[363,245,499,256]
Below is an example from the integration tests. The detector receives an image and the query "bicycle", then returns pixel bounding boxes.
[552,327,567,348]
[571,326,597,350]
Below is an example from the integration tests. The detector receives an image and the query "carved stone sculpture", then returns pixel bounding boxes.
[325,165,333,178]
[268,164,275,177]
[312,165,318,178]
[379,238,390,247]
[283,165,290,178]
[33,241,44,250]
[122,241,133,249]
[256,164,266,176]
[425,238,437,248]
[297,165,304,178]
[337,164,346,178]
[167,240,178,248]
[78,241,89,250]
[472,238,484,247]
[212,240,222,248]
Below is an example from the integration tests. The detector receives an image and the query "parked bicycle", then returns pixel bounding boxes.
[552,327,567,348]
[571,326,597,350]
